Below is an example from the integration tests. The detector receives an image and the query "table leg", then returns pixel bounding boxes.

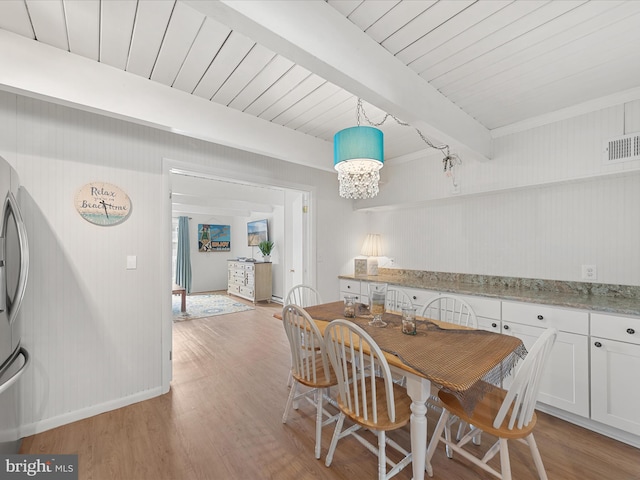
[181,291,186,312]
[406,376,430,480]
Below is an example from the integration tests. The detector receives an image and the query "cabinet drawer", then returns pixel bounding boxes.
[402,287,439,308]
[456,294,501,319]
[340,279,361,295]
[228,284,240,294]
[244,263,255,272]
[240,286,254,297]
[477,316,500,333]
[502,301,588,335]
[591,313,640,345]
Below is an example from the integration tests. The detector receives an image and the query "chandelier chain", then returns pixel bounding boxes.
[356,98,461,174]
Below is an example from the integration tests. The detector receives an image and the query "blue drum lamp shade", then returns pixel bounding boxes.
[333,126,384,199]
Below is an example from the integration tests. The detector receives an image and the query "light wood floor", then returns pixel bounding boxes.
[20,299,640,479]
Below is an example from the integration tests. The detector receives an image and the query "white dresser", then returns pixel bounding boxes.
[227,260,272,303]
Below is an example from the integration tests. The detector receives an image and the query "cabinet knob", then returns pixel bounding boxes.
[537,315,544,320]
[503,325,509,330]
[594,341,602,348]
[492,322,497,328]
[412,296,417,300]
[627,328,636,335]
[347,285,351,289]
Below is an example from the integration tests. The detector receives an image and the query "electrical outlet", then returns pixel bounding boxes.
[581,265,597,281]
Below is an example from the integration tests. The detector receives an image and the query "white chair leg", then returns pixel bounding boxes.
[499,438,512,480]
[286,369,293,387]
[377,430,387,480]
[325,413,345,467]
[426,410,450,477]
[314,388,324,459]
[444,416,453,459]
[525,433,548,480]
[282,380,297,423]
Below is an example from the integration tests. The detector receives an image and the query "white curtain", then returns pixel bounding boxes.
[175,216,192,294]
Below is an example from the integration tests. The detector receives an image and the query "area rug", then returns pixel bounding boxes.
[173,294,254,322]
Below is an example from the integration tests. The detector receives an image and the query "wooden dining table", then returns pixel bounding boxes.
[277,301,526,480]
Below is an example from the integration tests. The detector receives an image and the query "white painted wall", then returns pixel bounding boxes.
[362,101,640,286]
[0,91,362,436]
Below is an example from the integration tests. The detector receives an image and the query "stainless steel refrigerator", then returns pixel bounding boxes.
[0,155,30,453]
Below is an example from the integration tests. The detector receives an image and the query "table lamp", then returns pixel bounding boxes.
[361,233,382,276]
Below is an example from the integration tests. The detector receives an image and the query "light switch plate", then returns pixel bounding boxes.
[127,255,137,270]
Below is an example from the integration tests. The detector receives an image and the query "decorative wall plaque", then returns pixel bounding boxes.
[75,182,131,226]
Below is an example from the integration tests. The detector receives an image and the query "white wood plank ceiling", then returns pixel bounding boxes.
[1,0,640,166]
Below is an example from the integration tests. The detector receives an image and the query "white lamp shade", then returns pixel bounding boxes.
[361,234,382,257]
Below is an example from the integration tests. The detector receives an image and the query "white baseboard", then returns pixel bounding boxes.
[537,403,640,449]
[19,386,165,438]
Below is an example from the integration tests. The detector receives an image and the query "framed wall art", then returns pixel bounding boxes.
[198,224,231,252]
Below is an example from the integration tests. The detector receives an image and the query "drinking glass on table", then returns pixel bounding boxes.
[402,307,417,335]
[368,282,388,327]
[343,295,356,318]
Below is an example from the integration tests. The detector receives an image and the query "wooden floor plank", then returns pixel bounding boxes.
[20,299,640,479]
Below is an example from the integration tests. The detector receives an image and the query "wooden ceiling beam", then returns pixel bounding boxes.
[188,0,492,161]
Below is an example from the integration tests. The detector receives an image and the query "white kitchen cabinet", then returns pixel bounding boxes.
[227,261,272,303]
[502,301,589,417]
[401,286,439,311]
[356,281,439,312]
[339,279,366,304]
[457,294,501,333]
[591,313,640,436]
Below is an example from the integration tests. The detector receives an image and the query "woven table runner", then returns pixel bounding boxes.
[304,301,527,412]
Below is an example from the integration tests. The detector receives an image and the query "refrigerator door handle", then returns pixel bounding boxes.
[0,346,29,396]
[2,192,29,325]
[0,237,5,312]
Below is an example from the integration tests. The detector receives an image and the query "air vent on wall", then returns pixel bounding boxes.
[603,132,640,164]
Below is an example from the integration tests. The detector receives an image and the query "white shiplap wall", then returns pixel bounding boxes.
[0,90,361,435]
[373,173,640,285]
[367,101,640,286]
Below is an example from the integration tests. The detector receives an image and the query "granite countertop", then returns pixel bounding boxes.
[339,269,640,317]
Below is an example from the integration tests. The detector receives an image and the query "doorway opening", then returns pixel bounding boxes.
[162,161,315,389]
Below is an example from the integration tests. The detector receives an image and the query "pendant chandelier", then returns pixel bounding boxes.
[333,98,461,200]
[333,125,383,199]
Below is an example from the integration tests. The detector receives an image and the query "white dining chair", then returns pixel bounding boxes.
[420,294,480,446]
[324,319,413,480]
[285,284,323,308]
[385,287,413,313]
[419,294,478,328]
[281,304,339,459]
[284,284,324,387]
[426,328,558,480]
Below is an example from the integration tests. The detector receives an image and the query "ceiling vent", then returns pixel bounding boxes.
[603,133,640,164]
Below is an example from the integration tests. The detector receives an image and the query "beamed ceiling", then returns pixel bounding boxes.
[2,0,640,173]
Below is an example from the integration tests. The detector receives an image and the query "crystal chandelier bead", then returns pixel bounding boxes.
[334,158,382,199]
